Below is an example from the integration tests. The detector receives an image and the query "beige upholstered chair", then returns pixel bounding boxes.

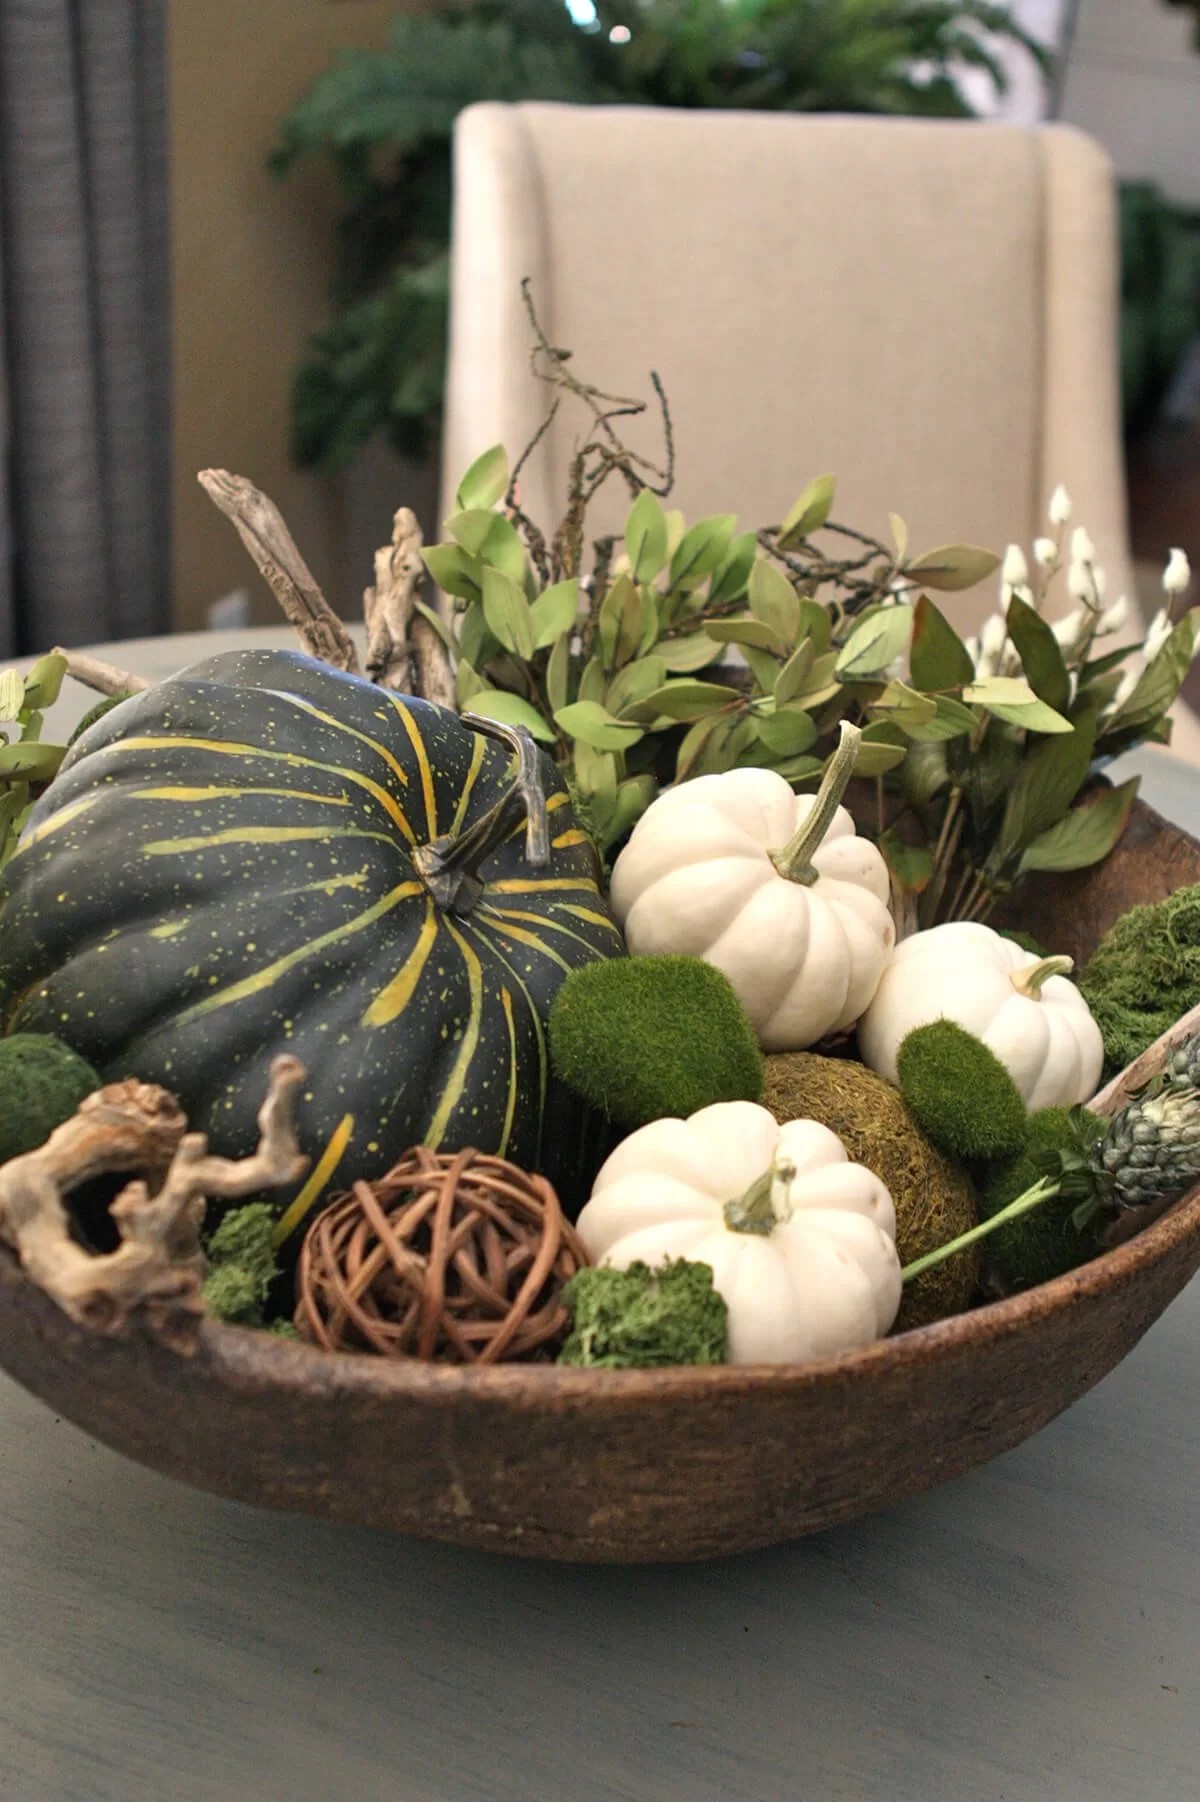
[442,102,1197,756]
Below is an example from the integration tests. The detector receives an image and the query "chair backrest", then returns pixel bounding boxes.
[442,103,1133,634]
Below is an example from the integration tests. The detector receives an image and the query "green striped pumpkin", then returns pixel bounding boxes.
[0,648,622,1240]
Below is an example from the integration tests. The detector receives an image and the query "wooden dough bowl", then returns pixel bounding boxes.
[2,796,1199,1564]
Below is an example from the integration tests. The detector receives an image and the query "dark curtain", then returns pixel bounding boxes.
[0,0,170,657]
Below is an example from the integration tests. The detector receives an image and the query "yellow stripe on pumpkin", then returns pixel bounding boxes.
[362,898,439,1026]
[449,732,487,837]
[485,906,615,956]
[424,919,484,1148]
[388,698,438,839]
[473,911,574,973]
[550,828,591,850]
[141,824,397,857]
[271,1112,356,1249]
[486,877,595,895]
[133,785,354,808]
[282,696,411,792]
[11,793,103,849]
[89,737,417,845]
[498,987,518,1156]
[561,904,622,932]
[472,924,548,1132]
[173,878,424,1023]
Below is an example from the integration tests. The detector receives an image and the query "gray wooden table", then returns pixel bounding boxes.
[2,633,1198,1802]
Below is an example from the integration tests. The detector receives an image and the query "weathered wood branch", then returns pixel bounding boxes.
[362,508,455,707]
[0,1057,310,1354]
[198,468,362,675]
[53,648,150,698]
[363,507,456,707]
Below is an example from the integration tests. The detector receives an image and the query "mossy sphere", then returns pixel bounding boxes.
[549,954,763,1129]
[980,1107,1106,1295]
[0,1033,102,1163]
[762,1051,979,1331]
[896,1020,1027,1163]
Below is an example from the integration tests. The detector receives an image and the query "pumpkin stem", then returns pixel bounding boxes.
[769,721,863,886]
[412,717,549,916]
[900,1176,1060,1283]
[723,1155,797,1236]
[1010,954,1074,998]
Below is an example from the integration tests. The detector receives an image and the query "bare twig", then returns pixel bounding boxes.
[0,1057,310,1354]
[53,648,149,698]
[521,279,674,494]
[198,469,361,675]
[505,402,558,584]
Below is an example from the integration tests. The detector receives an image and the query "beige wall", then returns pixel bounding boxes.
[1061,1,1200,206]
[168,0,403,629]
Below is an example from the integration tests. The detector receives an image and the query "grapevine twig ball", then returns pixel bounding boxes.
[295,1147,588,1363]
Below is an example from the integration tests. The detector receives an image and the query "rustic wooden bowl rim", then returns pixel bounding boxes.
[194,1176,1200,1400]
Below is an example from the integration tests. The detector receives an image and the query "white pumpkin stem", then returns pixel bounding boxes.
[723,1156,796,1236]
[769,721,863,886]
[1010,954,1074,998]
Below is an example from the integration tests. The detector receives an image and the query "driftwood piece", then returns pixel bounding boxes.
[363,507,456,707]
[0,1056,310,1354]
[198,469,362,676]
[363,506,422,691]
[52,648,149,698]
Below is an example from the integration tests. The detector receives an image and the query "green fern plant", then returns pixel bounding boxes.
[273,0,1052,470]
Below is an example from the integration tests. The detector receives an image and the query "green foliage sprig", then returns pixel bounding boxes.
[423,324,1196,924]
[0,654,68,871]
[273,0,1051,469]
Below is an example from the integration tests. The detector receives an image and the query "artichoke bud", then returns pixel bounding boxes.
[1096,1077,1200,1213]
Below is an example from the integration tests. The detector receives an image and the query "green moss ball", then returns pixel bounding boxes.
[1080,884,1200,1078]
[761,1051,979,1331]
[0,1034,101,1163]
[548,955,763,1129]
[980,1107,1106,1294]
[558,1260,728,1368]
[896,1020,1027,1163]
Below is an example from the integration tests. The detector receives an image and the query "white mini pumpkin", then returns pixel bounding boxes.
[576,1099,902,1364]
[858,920,1103,1110]
[609,724,894,1051]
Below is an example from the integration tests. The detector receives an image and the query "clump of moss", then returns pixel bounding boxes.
[1080,884,1200,1078]
[202,1202,282,1328]
[979,1107,1106,1294]
[762,1051,979,1331]
[558,1259,728,1368]
[549,955,763,1129]
[896,1021,1027,1163]
[0,1034,101,1164]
